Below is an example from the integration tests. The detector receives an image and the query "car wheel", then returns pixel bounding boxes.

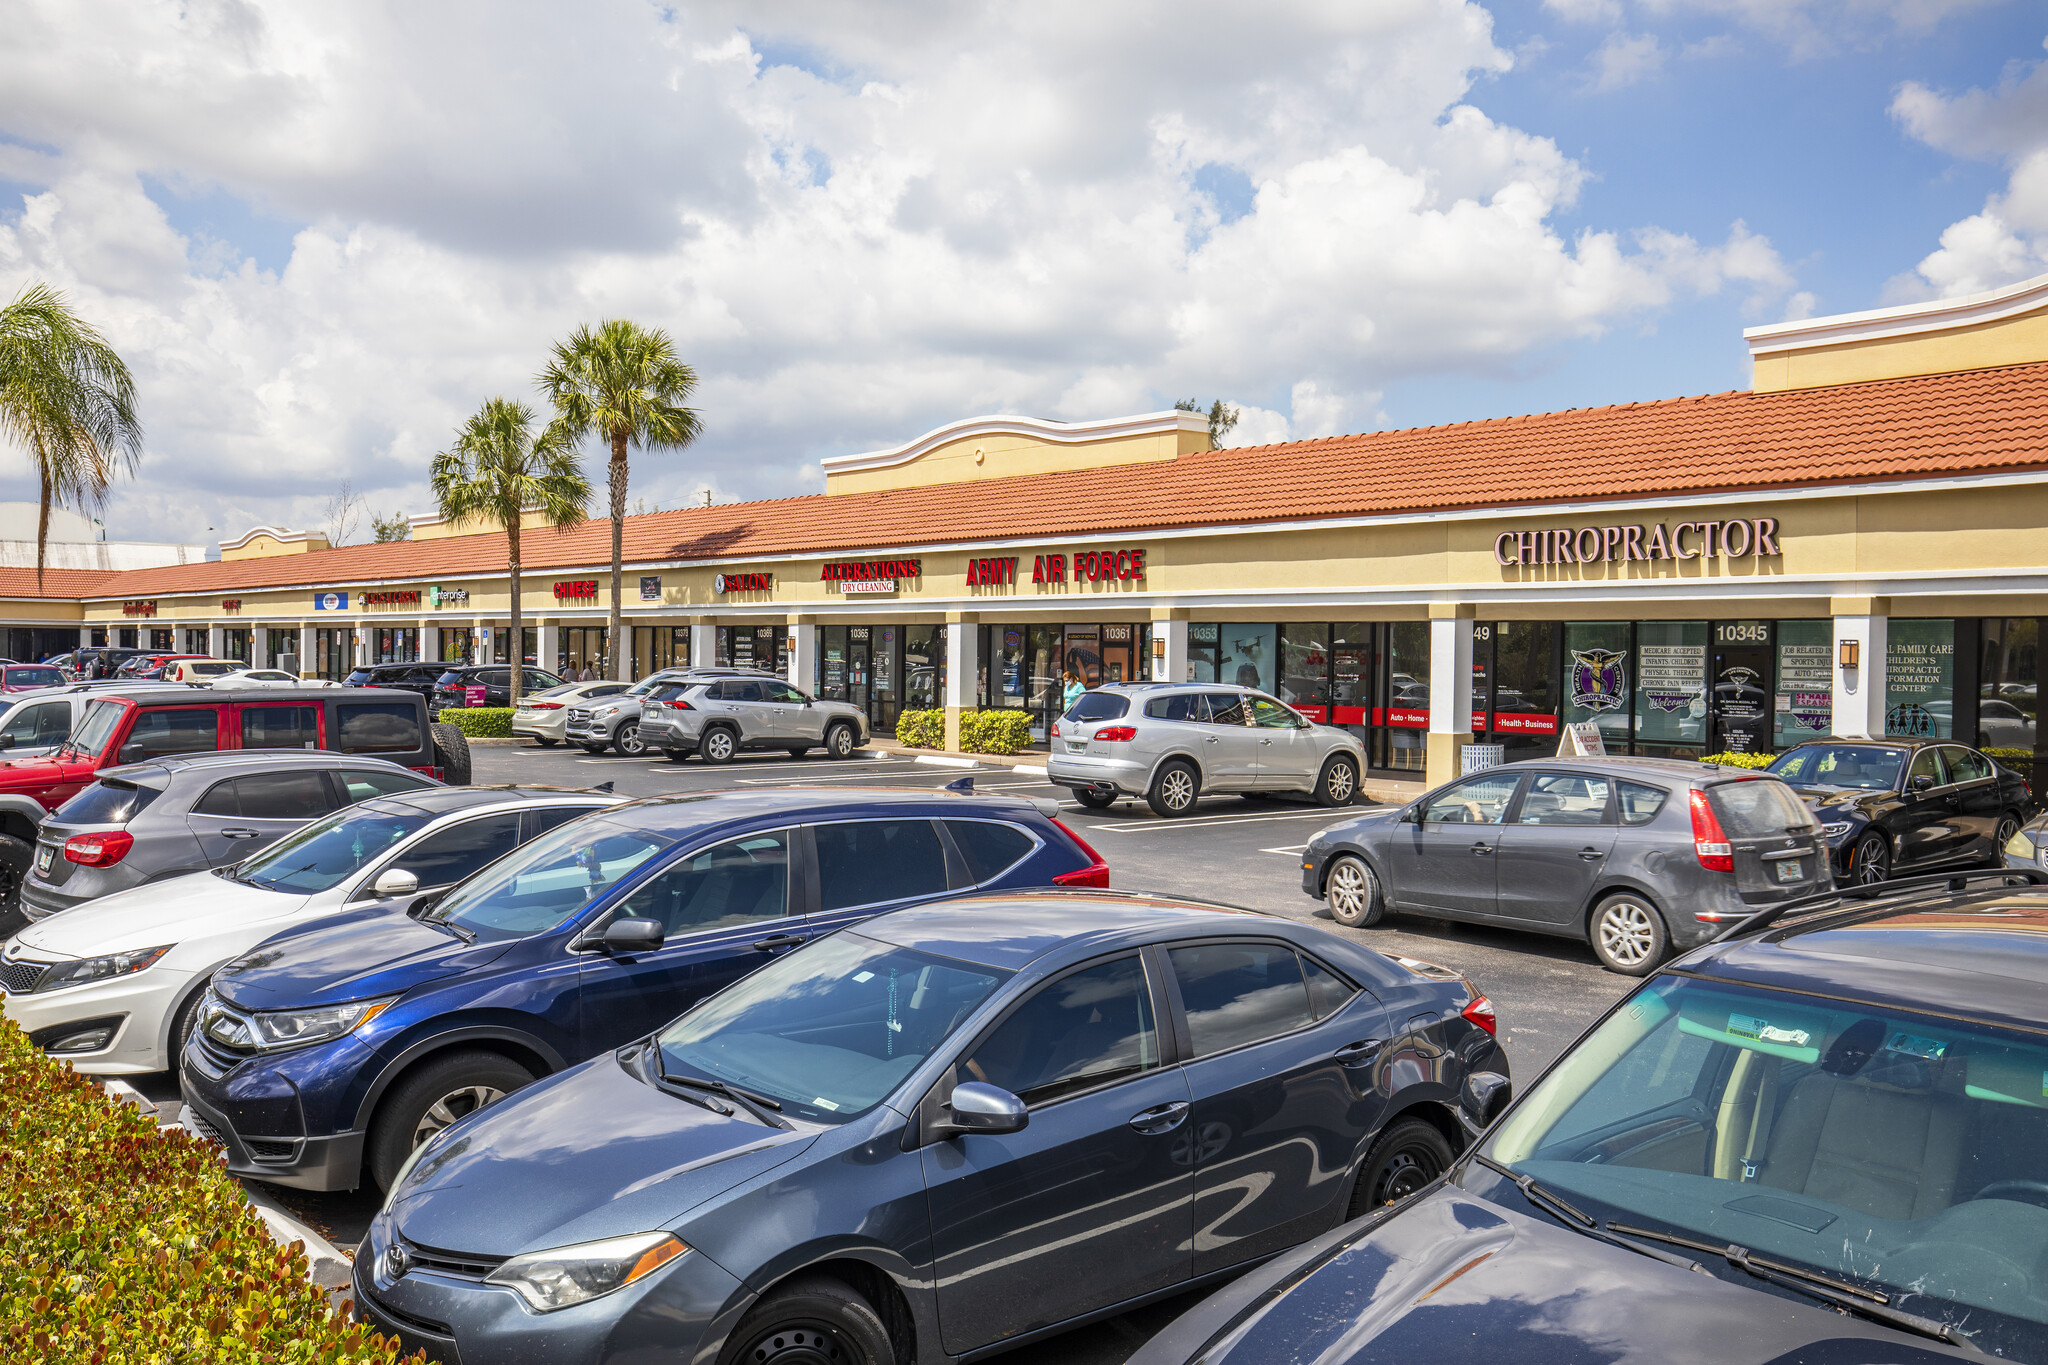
[368,1050,534,1192]
[533,737,560,748]
[1147,760,1201,818]
[614,723,644,756]
[1325,854,1384,928]
[1854,832,1890,885]
[1347,1118,1454,1219]
[825,722,855,760]
[720,1275,893,1365]
[701,727,739,765]
[1589,893,1668,976]
[429,722,473,786]
[1993,812,2022,860]
[786,745,809,759]
[1315,755,1360,807]
[167,986,206,1067]
[0,832,29,928]
[1076,789,1117,809]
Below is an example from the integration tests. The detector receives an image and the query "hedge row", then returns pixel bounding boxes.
[0,1017,416,1364]
[435,706,514,738]
[894,709,1034,755]
[1701,751,1776,769]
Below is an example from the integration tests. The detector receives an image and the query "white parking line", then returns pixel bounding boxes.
[1261,843,1311,856]
[1083,809,1342,834]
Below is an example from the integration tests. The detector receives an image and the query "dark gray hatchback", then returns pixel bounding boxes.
[1302,757,1829,975]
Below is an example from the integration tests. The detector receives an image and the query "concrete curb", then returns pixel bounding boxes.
[912,754,979,769]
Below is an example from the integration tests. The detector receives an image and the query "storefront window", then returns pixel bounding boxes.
[1280,624,1331,718]
[1490,621,1557,761]
[1330,624,1372,739]
[558,627,608,677]
[1977,618,2038,753]
[1774,620,1832,748]
[821,626,848,700]
[1099,623,1138,684]
[436,627,473,664]
[492,627,540,668]
[1885,619,1955,739]
[1706,620,1772,754]
[1563,622,1632,753]
[1027,626,1060,739]
[1219,623,1276,694]
[1188,624,1220,684]
[1383,622,1429,772]
[1634,621,1707,758]
[905,625,943,709]
[634,626,689,678]
[373,626,416,664]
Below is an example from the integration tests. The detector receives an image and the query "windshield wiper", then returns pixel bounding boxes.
[1474,1157,1708,1276]
[659,1065,787,1128]
[428,919,475,943]
[1606,1222,1982,1353]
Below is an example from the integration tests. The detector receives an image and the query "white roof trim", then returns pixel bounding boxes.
[1745,269,2048,356]
[819,410,1211,474]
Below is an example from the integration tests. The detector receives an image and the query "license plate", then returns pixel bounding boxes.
[1066,740,1087,752]
[1774,859,1804,883]
[34,845,51,876]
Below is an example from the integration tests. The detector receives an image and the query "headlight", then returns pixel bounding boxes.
[1820,822,1853,839]
[249,996,397,1051]
[2006,825,2040,862]
[35,944,172,992]
[484,1232,687,1313]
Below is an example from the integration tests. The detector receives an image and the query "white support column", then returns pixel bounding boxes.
[943,616,978,751]
[1425,606,1475,787]
[1151,616,1188,682]
[206,624,225,659]
[252,625,269,668]
[1832,602,1889,739]
[473,620,492,664]
[689,621,717,669]
[788,621,817,695]
[78,625,92,650]
[416,617,431,664]
[297,624,315,678]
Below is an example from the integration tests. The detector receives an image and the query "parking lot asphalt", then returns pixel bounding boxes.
[141,741,1636,1365]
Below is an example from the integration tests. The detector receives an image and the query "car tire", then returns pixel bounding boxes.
[429,722,472,785]
[1589,892,1669,976]
[1315,755,1360,807]
[0,832,29,927]
[1076,789,1117,810]
[368,1050,534,1192]
[613,723,644,757]
[533,737,560,748]
[167,985,206,1067]
[1853,832,1890,885]
[1325,854,1384,928]
[786,745,809,759]
[701,727,739,765]
[1346,1117,1454,1219]
[1993,812,2022,861]
[719,1275,893,1365]
[1147,760,1201,818]
[825,722,856,760]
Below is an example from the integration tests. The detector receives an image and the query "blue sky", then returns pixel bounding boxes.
[0,1,2044,543]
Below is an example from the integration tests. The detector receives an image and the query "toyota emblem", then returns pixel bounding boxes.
[384,1243,411,1280]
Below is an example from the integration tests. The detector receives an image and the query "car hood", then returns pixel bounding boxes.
[1786,784,1882,813]
[1317,806,1404,840]
[1197,1187,1966,1365]
[208,905,513,1010]
[387,1049,818,1258]
[13,870,305,958]
[0,755,70,787]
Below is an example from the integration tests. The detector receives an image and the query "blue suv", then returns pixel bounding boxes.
[177,789,1107,1191]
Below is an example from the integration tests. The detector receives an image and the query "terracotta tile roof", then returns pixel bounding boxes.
[0,568,130,600]
[89,361,2048,600]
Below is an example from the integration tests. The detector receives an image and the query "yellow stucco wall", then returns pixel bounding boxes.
[219,531,331,561]
[1752,302,2048,392]
[824,426,1206,496]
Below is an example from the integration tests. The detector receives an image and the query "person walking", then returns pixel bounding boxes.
[1061,668,1084,713]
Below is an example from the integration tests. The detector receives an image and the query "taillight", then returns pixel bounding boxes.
[528,701,564,711]
[1461,994,1497,1036]
[1051,818,1110,888]
[1690,789,1734,872]
[670,698,693,711]
[63,831,134,867]
[1051,722,1061,738]
[1094,725,1137,742]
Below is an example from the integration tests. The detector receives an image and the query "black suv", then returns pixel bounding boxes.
[343,662,449,700]
[430,664,565,711]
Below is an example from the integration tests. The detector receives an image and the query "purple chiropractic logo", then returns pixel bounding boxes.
[1570,649,1628,713]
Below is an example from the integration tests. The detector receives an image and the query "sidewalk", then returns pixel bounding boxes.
[865,739,1427,804]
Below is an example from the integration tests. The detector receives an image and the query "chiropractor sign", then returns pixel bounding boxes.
[1494,516,1781,567]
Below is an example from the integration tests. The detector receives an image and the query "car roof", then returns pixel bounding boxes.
[1485,755,1783,785]
[365,783,620,814]
[855,890,1283,970]
[103,750,420,779]
[97,684,412,704]
[1683,879,2048,1029]
[1776,736,1949,752]
[594,787,1054,838]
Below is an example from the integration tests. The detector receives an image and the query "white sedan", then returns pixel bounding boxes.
[212,668,334,689]
[0,786,620,1073]
[512,679,629,745]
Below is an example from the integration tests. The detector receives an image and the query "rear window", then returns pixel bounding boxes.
[4,666,62,688]
[344,669,376,685]
[1144,693,1207,721]
[1065,692,1129,722]
[1616,780,1669,826]
[946,820,1036,882]
[436,671,468,686]
[1708,777,1818,836]
[335,701,422,754]
[53,779,161,826]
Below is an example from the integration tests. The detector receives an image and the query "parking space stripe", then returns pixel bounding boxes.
[1083,809,1341,833]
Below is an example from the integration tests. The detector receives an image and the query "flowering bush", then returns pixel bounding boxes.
[895,709,944,749]
[1700,751,1776,769]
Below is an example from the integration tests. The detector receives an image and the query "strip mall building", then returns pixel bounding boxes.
[16,272,2048,789]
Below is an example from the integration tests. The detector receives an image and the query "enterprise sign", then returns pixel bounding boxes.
[1495,517,1781,566]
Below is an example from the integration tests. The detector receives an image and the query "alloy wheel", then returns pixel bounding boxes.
[1328,859,1371,919]
[1996,814,2021,853]
[1597,900,1656,968]
[1161,768,1195,811]
[1854,834,1890,885]
[1325,760,1356,804]
[827,726,852,759]
[616,723,644,756]
[411,1084,506,1148]
[705,730,737,762]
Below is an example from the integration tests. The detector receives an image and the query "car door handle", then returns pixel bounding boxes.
[1334,1039,1382,1066]
[1578,847,1605,860]
[1205,735,1220,744]
[1258,738,1273,746]
[1128,1101,1189,1135]
[1470,843,1493,855]
[222,828,262,839]
[751,933,807,952]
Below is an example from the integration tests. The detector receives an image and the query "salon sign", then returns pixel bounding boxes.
[1495,516,1781,566]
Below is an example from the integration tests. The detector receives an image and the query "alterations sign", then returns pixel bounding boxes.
[822,559,919,595]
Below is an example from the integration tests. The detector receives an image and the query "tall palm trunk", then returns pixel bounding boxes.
[507,512,524,707]
[608,428,628,678]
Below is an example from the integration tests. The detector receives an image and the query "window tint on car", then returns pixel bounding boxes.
[53,779,160,826]
[1768,744,1904,791]
[1301,954,1359,1019]
[763,681,808,704]
[1065,692,1129,723]
[1514,773,1612,826]
[1204,693,1249,726]
[1944,747,1993,783]
[1144,693,1209,722]
[228,771,336,821]
[1423,772,1520,824]
[128,707,221,759]
[422,819,674,941]
[242,705,320,751]
[521,804,594,841]
[1616,781,1669,826]
[613,831,790,934]
[724,680,765,702]
[339,768,435,802]
[1708,778,1819,836]
[1907,747,1945,789]
[1,700,70,747]
[336,701,421,754]
[1247,695,1303,729]
[4,666,61,688]
[364,812,522,895]
[946,820,1035,883]
[962,955,1158,1106]
[814,819,949,911]
[1169,942,1317,1057]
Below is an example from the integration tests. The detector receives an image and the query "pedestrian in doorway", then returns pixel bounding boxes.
[1062,669,1084,713]
[577,663,595,683]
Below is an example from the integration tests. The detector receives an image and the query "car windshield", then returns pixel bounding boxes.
[229,803,436,894]
[1476,975,2048,1358]
[420,815,673,942]
[1768,744,1905,791]
[657,932,1008,1125]
[5,666,62,687]
[627,674,682,696]
[68,699,126,757]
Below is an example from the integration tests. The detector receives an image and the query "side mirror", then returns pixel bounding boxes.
[603,916,667,956]
[1402,805,1423,824]
[0,733,14,750]
[1911,774,1936,794]
[118,742,144,765]
[372,867,420,898]
[939,1081,1028,1137]
[1460,1071,1512,1131]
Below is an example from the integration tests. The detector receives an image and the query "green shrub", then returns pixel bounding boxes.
[1984,747,2034,767]
[435,706,513,738]
[960,710,1033,755]
[0,1017,415,1364]
[895,709,944,749]
[1701,751,1776,769]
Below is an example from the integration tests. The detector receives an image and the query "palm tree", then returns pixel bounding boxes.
[0,282,143,582]
[431,398,592,706]
[538,321,701,677]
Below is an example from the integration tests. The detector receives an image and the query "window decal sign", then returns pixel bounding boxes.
[1569,648,1628,713]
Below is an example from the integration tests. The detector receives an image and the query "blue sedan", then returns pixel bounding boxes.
[351,892,1505,1365]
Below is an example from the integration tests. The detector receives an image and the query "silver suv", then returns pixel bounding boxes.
[639,672,869,764]
[1045,682,1367,817]
[562,669,697,755]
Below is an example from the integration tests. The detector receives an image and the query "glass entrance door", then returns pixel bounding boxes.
[1099,624,1137,684]
[1710,620,1774,754]
[847,626,873,720]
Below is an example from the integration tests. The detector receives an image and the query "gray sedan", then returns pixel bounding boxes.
[1301,757,1830,974]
